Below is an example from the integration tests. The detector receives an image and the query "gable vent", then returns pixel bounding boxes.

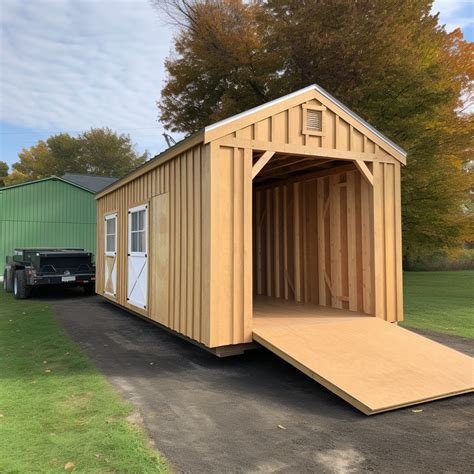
[307,109,322,132]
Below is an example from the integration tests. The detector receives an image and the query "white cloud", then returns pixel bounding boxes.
[0,0,471,161]
[0,0,179,155]
[432,0,474,33]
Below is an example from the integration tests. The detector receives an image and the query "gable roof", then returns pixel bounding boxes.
[205,84,407,162]
[96,84,407,198]
[1,174,117,194]
[0,176,94,193]
[62,173,118,193]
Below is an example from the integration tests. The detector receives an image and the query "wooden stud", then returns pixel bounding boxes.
[283,185,289,299]
[293,182,302,302]
[256,191,263,295]
[274,187,281,298]
[329,174,343,309]
[265,188,272,296]
[317,177,327,306]
[346,171,358,311]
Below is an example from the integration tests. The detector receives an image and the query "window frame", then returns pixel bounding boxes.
[302,104,326,137]
[128,203,148,257]
[104,213,117,256]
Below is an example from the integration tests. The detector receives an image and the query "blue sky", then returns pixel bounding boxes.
[0,0,472,169]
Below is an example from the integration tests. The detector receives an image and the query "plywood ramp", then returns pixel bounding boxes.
[253,297,473,415]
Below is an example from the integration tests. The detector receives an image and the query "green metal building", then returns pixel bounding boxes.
[0,174,116,267]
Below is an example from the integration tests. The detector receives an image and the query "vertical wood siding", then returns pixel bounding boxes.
[372,161,404,322]
[96,92,405,351]
[207,145,253,347]
[229,99,384,158]
[253,164,403,321]
[254,169,373,314]
[96,144,212,345]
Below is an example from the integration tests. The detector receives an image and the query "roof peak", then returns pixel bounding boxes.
[205,84,407,159]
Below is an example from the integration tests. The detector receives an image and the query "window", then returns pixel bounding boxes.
[129,206,147,254]
[105,214,117,254]
[302,104,326,136]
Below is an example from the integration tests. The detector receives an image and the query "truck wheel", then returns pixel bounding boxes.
[3,268,13,293]
[83,283,95,296]
[13,270,31,299]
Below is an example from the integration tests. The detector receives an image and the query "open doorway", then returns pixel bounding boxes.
[252,152,375,315]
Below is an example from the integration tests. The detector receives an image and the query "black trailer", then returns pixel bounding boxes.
[3,248,95,299]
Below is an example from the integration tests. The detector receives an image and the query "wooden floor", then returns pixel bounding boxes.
[253,297,473,415]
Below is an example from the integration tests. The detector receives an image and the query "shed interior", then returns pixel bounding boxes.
[252,152,375,316]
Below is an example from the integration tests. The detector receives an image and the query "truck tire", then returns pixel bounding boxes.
[3,268,13,293]
[13,270,31,299]
[83,283,95,296]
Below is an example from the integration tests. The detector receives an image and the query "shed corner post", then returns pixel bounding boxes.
[371,161,385,320]
[205,142,254,348]
[200,142,214,347]
[243,147,254,343]
[372,160,404,323]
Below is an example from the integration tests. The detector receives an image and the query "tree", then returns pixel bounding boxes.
[78,128,148,177]
[0,161,8,187]
[156,0,278,133]
[156,0,473,261]
[4,128,148,186]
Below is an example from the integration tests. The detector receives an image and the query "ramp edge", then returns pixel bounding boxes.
[253,333,373,415]
[253,333,473,416]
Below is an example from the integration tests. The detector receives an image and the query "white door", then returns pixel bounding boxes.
[104,213,117,297]
[127,204,148,310]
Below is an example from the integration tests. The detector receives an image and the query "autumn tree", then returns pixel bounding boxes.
[0,161,8,187]
[156,0,473,261]
[156,0,278,133]
[4,128,148,186]
[77,128,148,177]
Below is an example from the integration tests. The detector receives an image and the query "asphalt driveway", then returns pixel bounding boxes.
[48,291,473,473]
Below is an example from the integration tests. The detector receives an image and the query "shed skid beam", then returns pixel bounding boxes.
[354,160,374,186]
[252,151,276,179]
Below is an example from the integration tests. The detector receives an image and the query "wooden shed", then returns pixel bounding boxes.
[96,85,472,414]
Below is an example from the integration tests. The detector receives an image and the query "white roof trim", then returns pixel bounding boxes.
[205,84,407,158]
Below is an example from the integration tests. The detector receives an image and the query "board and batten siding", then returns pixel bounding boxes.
[96,86,406,352]
[372,161,404,322]
[253,163,402,322]
[213,96,403,167]
[207,144,253,347]
[97,142,254,348]
[253,168,373,314]
[96,144,215,346]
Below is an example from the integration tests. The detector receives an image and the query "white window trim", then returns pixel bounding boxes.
[128,203,148,257]
[105,213,117,257]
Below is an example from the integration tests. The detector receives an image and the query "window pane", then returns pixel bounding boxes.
[130,232,137,252]
[106,235,115,252]
[106,218,115,235]
[131,212,138,231]
[138,230,146,252]
[138,210,145,231]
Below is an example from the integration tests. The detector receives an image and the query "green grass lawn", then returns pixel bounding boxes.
[402,270,474,339]
[0,291,169,473]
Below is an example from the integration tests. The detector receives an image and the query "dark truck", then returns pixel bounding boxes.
[3,248,95,299]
